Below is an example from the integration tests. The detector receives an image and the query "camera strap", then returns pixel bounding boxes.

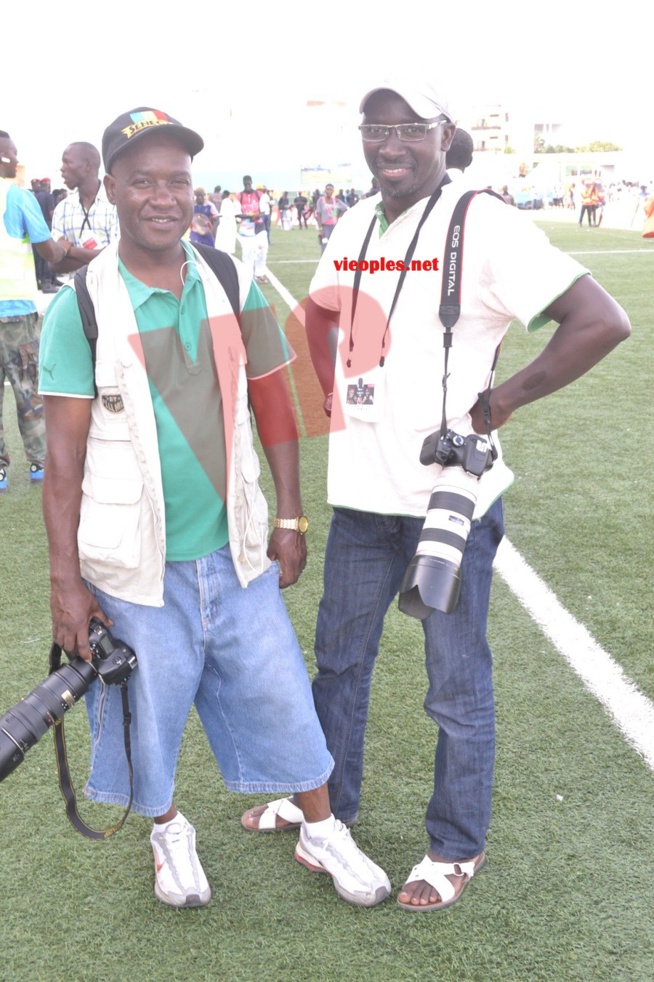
[49,643,134,840]
[438,188,505,443]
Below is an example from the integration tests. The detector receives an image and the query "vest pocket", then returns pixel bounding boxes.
[232,410,268,567]
[78,472,143,569]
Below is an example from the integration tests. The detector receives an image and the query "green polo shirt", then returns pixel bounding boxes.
[40,247,291,561]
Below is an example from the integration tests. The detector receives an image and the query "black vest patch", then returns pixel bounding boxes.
[102,394,124,414]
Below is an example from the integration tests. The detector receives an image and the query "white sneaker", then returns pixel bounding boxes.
[295,819,391,907]
[150,813,211,908]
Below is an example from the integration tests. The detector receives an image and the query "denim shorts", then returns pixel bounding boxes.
[84,546,333,817]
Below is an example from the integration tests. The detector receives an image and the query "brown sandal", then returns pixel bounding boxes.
[240,796,303,832]
[397,852,485,911]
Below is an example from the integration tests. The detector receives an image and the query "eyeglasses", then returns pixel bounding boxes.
[358,118,448,143]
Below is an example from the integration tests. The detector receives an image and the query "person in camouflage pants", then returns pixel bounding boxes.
[0,312,46,474]
[0,128,67,489]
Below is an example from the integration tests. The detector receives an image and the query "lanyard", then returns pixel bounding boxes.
[79,181,100,237]
[347,183,505,441]
[347,176,450,368]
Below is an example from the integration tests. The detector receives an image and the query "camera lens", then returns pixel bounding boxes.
[399,471,478,618]
[0,659,96,783]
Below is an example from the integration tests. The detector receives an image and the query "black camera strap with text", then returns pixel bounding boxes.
[438,188,505,442]
[49,643,134,840]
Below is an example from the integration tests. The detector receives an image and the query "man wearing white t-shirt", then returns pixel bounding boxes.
[242,79,630,912]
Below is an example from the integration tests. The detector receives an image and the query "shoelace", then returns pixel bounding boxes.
[156,825,197,880]
[313,823,374,879]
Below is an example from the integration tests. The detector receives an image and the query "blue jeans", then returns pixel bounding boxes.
[312,501,504,859]
[85,546,333,817]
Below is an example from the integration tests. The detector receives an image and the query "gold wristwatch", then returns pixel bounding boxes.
[274,516,309,534]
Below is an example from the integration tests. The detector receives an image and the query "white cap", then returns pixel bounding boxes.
[359,77,452,121]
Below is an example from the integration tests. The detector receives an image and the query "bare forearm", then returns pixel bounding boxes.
[42,459,103,658]
[248,372,307,585]
[49,255,84,273]
[248,373,301,511]
[50,245,104,274]
[42,397,103,657]
[306,298,339,397]
[261,438,303,516]
[260,439,306,587]
[35,237,68,265]
[43,464,84,591]
[470,276,631,432]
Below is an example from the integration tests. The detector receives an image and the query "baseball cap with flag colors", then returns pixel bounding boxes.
[102,108,204,171]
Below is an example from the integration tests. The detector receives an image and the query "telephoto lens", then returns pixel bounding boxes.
[399,468,480,618]
[399,426,495,620]
[0,619,136,782]
[0,659,97,781]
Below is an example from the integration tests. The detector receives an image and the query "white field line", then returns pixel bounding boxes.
[264,267,305,321]
[494,538,654,770]
[266,248,654,266]
[267,259,320,265]
[567,249,654,256]
[265,269,654,772]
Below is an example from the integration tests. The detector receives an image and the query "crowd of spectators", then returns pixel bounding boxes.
[15,137,654,300]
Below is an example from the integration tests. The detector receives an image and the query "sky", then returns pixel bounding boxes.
[5,0,650,188]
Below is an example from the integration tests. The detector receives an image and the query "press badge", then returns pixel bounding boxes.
[342,367,385,422]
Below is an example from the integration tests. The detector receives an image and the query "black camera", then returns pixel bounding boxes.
[0,619,137,783]
[399,427,496,619]
[420,427,495,476]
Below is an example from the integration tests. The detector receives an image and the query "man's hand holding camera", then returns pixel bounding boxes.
[50,579,112,663]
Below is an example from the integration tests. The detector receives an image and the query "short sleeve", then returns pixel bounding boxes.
[39,286,95,397]
[472,195,588,332]
[5,186,51,244]
[239,280,295,379]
